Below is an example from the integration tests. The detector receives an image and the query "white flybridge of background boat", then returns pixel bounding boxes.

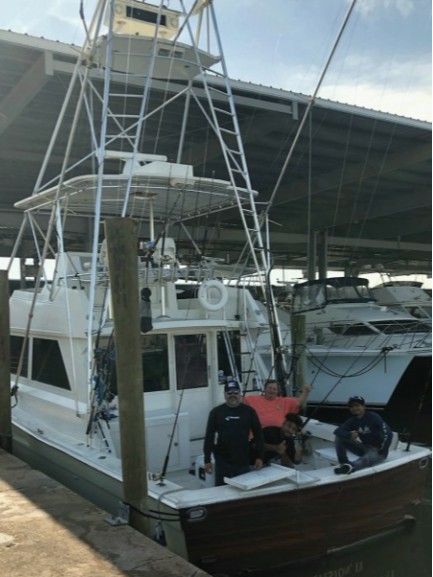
[7,2,431,575]
[371,280,432,320]
[291,277,431,352]
[278,276,431,416]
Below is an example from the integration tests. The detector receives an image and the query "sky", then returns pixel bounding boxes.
[1,0,431,121]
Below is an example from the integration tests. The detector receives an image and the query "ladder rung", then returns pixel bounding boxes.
[214,107,233,116]
[205,68,225,77]
[108,114,141,119]
[208,86,228,96]
[109,93,143,98]
[220,127,237,135]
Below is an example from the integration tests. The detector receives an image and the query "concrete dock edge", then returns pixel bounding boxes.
[0,449,210,576]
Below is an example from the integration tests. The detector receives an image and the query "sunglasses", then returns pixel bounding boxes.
[226,391,240,396]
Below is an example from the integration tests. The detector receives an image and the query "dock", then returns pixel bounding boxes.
[0,449,210,577]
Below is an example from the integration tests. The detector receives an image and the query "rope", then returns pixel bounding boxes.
[306,345,393,379]
[301,343,390,427]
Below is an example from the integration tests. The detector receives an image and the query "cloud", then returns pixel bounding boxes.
[355,0,415,18]
[320,81,431,121]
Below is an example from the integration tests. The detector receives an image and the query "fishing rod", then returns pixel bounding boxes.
[156,335,203,484]
[265,262,289,395]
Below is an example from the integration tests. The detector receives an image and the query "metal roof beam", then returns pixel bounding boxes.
[184,112,290,166]
[273,142,431,205]
[188,227,431,253]
[306,187,431,228]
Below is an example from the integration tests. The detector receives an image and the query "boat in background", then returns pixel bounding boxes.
[280,277,431,439]
[371,280,432,319]
[7,1,431,575]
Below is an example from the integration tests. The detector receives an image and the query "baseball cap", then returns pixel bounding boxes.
[348,395,365,406]
[225,380,241,394]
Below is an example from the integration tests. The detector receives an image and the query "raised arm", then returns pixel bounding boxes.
[296,383,312,407]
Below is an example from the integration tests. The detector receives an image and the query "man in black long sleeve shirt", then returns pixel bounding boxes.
[204,380,264,486]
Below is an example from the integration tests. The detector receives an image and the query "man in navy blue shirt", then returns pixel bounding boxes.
[334,395,393,475]
[203,380,264,485]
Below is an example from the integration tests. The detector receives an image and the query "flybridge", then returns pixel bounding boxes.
[96,0,219,79]
[105,0,181,38]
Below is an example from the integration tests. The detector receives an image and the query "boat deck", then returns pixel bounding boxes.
[160,443,430,499]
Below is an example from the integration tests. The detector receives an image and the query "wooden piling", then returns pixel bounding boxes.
[0,270,12,453]
[104,218,150,537]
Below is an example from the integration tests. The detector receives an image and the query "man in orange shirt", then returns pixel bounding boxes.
[244,380,312,428]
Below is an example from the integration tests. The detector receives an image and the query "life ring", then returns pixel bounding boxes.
[198,280,228,311]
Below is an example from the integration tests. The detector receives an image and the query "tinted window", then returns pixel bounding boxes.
[32,338,70,390]
[142,334,169,392]
[175,334,207,389]
[10,335,28,377]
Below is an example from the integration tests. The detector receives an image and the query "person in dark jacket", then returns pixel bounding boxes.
[203,380,264,485]
[333,395,393,475]
[251,413,304,467]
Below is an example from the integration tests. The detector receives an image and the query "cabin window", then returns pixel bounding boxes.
[370,320,432,334]
[141,334,169,392]
[126,6,167,27]
[32,338,70,390]
[217,330,241,385]
[175,334,208,389]
[329,323,376,336]
[10,336,29,377]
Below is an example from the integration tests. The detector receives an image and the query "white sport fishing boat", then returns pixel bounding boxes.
[249,276,431,433]
[286,277,431,415]
[8,2,431,575]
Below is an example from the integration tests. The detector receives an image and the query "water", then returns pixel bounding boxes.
[264,476,431,577]
[269,510,431,577]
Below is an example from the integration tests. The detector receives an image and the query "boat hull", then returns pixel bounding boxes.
[11,424,123,516]
[179,461,429,575]
[306,349,414,406]
[11,420,430,577]
[306,355,432,444]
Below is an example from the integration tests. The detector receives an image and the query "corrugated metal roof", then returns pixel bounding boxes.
[0,30,430,275]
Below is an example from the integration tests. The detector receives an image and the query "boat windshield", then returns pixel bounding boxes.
[292,277,373,313]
